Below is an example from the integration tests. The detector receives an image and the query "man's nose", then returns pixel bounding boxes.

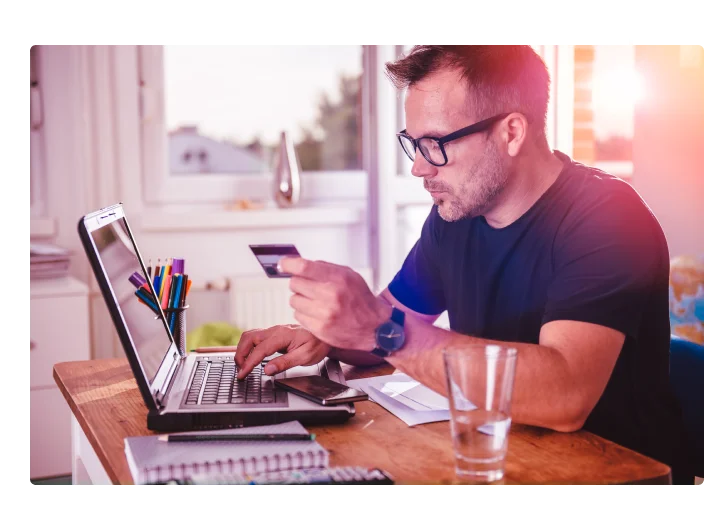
[410,152,438,179]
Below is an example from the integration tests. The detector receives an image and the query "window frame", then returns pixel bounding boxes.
[138,45,369,206]
[25,44,56,238]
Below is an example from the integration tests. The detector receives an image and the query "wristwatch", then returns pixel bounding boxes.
[371,307,406,358]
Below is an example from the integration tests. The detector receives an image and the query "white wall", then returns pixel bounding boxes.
[632,45,704,258]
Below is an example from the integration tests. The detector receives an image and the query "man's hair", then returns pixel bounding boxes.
[385,45,550,135]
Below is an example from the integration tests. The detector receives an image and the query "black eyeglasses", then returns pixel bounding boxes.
[397,113,510,167]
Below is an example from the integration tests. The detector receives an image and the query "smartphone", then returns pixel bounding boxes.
[274,375,369,406]
[249,244,301,278]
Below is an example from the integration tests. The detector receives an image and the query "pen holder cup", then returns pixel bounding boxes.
[164,305,189,355]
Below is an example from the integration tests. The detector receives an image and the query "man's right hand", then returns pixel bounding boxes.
[234,325,332,379]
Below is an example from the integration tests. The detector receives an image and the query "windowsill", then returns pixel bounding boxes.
[140,204,365,233]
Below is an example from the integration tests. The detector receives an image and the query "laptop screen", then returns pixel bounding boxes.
[91,217,172,383]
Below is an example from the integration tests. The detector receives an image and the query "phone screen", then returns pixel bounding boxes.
[275,375,368,405]
[249,244,301,278]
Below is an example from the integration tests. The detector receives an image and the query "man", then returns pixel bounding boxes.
[235,46,692,483]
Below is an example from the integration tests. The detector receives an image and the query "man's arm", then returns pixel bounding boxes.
[380,291,624,432]
[327,288,441,367]
[323,285,623,432]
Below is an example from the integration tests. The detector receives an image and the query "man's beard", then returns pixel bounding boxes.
[431,140,509,222]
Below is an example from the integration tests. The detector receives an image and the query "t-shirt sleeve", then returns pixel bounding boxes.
[387,206,447,316]
[542,188,667,337]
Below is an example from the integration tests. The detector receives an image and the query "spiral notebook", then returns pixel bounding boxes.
[124,421,329,484]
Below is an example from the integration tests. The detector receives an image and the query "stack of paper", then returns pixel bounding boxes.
[347,373,451,426]
[31,242,71,280]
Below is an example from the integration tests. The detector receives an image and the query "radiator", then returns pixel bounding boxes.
[228,268,373,331]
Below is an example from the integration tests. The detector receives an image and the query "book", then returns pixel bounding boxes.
[31,242,71,280]
[124,421,328,484]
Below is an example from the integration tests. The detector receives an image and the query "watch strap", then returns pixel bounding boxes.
[390,307,405,326]
[370,346,389,358]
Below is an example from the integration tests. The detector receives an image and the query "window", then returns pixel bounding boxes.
[593,45,641,178]
[140,46,367,205]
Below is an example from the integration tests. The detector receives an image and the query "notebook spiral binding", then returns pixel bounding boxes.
[141,450,329,484]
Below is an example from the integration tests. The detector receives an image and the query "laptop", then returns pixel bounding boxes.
[78,203,355,431]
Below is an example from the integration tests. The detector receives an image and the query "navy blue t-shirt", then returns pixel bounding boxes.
[389,151,692,483]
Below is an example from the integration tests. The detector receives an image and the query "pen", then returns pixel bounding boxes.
[172,273,184,308]
[172,258,185,275]
[178,273,189,307]
[153,273,162,302]
[135,290,149,307]
[129,272,146,288]
[158,265,166,301]
[190,346,238,353]
[135,289,160,315]
[158,433,315,443]
[160,274,173,310]
[169,275,183,330]
[138,284,157,304]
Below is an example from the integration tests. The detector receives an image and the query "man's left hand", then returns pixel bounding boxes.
[278,257,391,351]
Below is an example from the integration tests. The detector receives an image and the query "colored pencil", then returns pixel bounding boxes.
[160,274,173,310]
[135,289,160,315]
[179,274,189,307]
[169,274,181,309]
[153,273,162,301]
[158,265,167,301]
[172,275,184,311]
[168,274,181,332]
[147,259,152,280]
[138,284,157,305]
[135,292,149,307]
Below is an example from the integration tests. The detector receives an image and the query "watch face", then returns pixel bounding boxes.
[376,321,405,352]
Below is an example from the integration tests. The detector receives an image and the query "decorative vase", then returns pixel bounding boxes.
[273,130,302,208]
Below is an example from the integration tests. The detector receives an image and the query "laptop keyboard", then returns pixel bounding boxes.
[185,356,277,406]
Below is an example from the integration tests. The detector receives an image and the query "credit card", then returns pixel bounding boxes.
[249,244,301,278]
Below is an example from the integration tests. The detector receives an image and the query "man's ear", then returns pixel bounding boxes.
[502,113,529,157]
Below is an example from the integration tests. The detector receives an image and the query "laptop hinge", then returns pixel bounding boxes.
[154,349,182,409]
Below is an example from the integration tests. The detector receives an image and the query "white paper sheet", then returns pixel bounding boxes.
[347,374,451,427]
[378,379,450,411]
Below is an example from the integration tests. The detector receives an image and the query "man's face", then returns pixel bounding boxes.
[404,68,509,222]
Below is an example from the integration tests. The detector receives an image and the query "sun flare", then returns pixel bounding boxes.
[592,69,646,112]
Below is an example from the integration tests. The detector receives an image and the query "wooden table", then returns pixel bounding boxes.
[54,359,671,484]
